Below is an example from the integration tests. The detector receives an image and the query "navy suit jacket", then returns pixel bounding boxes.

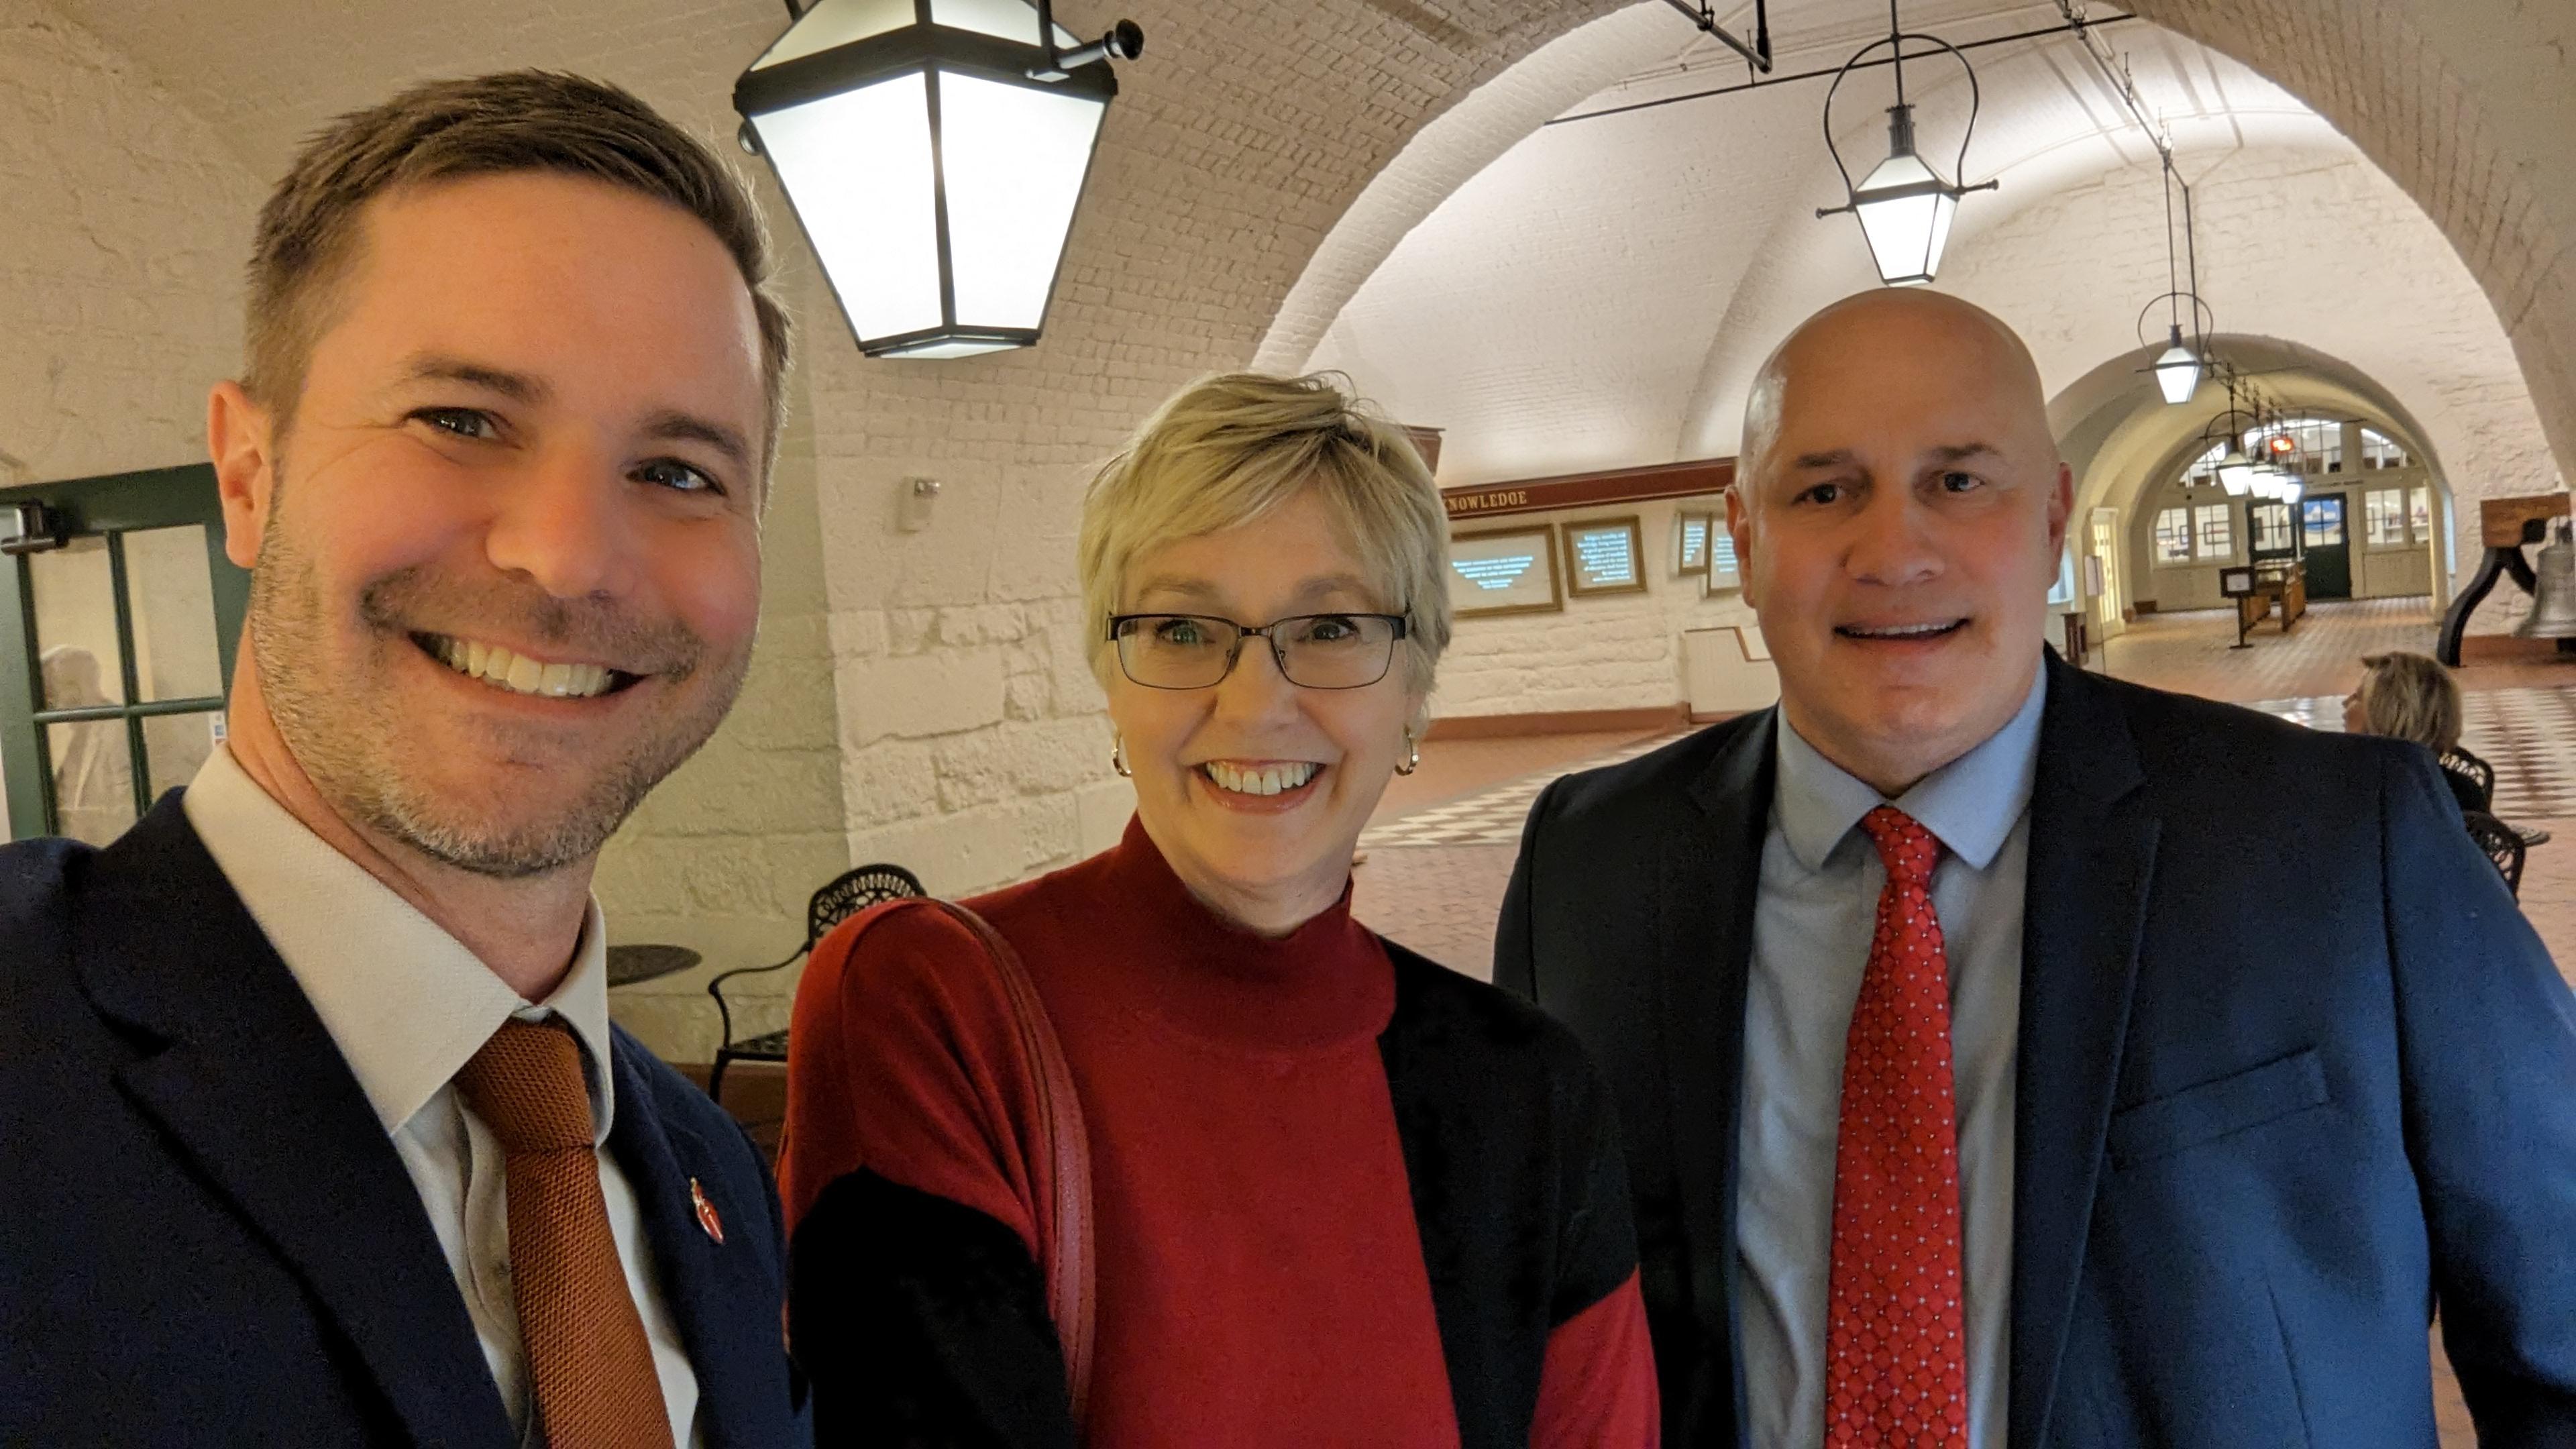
[0,795,806,1447]
[1497,653,2576,1448]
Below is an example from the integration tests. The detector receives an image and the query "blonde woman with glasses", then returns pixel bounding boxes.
[782,373,1657,1447]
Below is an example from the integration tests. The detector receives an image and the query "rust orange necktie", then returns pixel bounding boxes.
[455,1018,674,1448]
[1825,806,1969,1448]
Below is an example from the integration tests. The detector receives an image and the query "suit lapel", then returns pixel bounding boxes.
[1671,709,1778,1428]
[608,1037,783,1448]
[2008,657,2158,1449]
[74,796,512,1448]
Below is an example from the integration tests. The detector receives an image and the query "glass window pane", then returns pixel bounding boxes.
[2153,508,2192,564]
[28,537,127,708]
[751,0,914,71]
[755,72,943,343]
[938,71,1104,330]
[2410,486,2432,540]
[121,525,225,702]
[2194,504,2232,559]
[142,710,222,802]
[2302,498,2345,546]
[48,719,136,845]
[2365,490,2406,546]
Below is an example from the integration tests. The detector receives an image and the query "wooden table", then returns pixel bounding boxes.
[2227,561,2306,647]
[2436,492,2571,665]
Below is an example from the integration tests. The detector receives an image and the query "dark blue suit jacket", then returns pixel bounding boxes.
[1497,653,2576,1448]
[0,795,806,1447]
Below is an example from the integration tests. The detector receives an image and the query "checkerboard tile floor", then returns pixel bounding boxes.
[1356,735,1676,849]
[2248,686,2576,818]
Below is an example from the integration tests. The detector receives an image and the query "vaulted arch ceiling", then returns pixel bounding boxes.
[1291,1,2539,517]
[2050,334,2452,523]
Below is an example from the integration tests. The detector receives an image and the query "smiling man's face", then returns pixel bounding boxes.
[219,170,767,877]
[1727,290,2071,796]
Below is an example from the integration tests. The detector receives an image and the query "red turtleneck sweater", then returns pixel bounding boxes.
[784,818,1656,1446]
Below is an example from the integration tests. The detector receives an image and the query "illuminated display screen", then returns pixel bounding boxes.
[1677,515,1710,570]
[1570,526,1638,590]
[1447,526,1562,616]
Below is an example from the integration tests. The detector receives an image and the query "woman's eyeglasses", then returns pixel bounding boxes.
[1107,612,1408,690]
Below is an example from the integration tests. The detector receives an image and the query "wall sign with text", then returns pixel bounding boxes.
[1672,511,1715,576]
[1564,516,1648,598]
[1446,524,1564,618]
[1703,525,1743,595]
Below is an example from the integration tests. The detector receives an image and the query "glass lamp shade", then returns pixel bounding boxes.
[2153,329,2201,406]
[737,0,1115,358]
[1851,150,1960,287]
[2218,448,2256,497]
[2275,472,2306,504]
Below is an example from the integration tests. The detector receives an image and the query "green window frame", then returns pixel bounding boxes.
[0,464,247,843]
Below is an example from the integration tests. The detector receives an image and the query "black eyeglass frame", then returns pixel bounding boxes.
[1105,611,1411,691]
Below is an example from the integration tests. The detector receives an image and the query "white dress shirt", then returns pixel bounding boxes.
[1736,668,2047,1449]
[183,745,702,1448]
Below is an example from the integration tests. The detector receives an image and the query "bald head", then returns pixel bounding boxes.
[1721,286,2073,798]
[1741,290,2055,484]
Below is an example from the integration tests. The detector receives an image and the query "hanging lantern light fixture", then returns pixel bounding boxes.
[734,0,1144,360]
[1816,0,1997,286]
[2137,149,2212,405]
[2152,325,2203,406]
[2194,375,2263,497]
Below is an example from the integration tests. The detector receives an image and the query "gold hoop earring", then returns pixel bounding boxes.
[1111,736,1133,778]
[1394,731,1419,776]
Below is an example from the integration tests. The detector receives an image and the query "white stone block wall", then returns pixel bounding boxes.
[0,1,260,482]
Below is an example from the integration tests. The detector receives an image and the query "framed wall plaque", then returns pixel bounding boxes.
[1563,515,1648,598]
[1672,510,1715,576]
[1447,524,1563,619]
[1703,523,1743,595]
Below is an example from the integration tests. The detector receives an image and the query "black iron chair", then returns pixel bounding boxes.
[2463,810,2526,900]
[706,862,925,1107]
[2438,747,2497,813]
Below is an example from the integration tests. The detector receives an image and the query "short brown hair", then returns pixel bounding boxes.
[244,70,792,468]
[2355,651,2463,752]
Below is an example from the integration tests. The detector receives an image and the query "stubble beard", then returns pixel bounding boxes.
[246,496,751,879]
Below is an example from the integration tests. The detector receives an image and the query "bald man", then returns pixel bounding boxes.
[1498,290,2576,1447]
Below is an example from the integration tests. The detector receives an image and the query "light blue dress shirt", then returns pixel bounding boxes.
[1737,666,2047,1449]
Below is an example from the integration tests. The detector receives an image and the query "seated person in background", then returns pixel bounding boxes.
[782,372,1658,1447]
[2344,649,2487,812]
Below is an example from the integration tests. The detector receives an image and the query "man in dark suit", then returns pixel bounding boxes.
[3,73,805,1445]
[1499,288,2576,1446]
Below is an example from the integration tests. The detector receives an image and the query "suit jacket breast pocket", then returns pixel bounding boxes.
[2108,1049,2330,1170]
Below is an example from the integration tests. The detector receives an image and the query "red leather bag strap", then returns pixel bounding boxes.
[928,901,1097,1426]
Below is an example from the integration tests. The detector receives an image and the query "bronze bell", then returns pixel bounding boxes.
[2516,518,2576,638]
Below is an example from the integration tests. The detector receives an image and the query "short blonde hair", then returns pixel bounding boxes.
[1077,372,1452,710]
[2355,651,2463,752]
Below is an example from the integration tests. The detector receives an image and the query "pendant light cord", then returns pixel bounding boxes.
[1890,0,1907,107]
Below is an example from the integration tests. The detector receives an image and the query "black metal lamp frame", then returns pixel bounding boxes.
[1815,1,1998,284]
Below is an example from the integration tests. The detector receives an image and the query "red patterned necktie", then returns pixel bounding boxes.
[1825,806,1969,1448]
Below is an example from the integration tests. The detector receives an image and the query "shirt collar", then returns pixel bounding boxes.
[180,744,617,1143]
[1772,661,2049,873]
